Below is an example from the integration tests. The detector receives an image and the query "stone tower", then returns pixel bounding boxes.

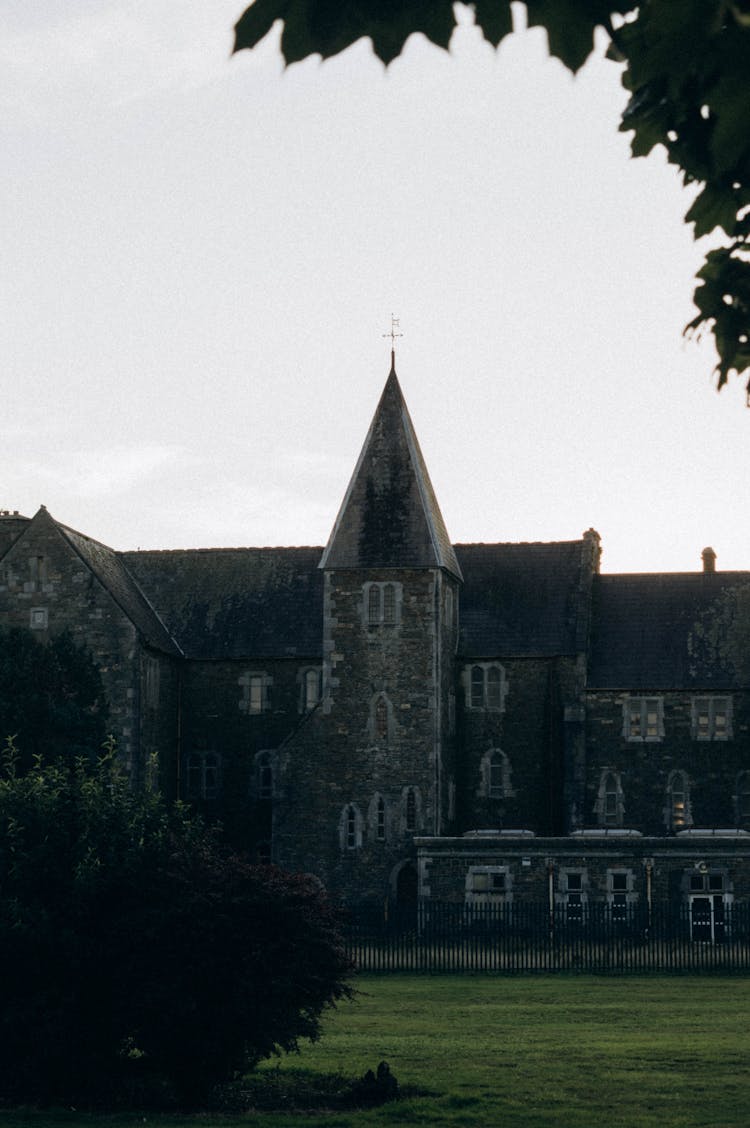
[274,357,462,903]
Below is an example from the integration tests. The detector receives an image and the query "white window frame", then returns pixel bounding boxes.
[623,696,664,742]
[691,696,732,741]
[254,750,274,800]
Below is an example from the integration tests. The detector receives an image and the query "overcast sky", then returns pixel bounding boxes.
[2,1,747,574]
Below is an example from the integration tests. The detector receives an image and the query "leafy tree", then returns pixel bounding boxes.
[234,1,750,395]
[0,628,107,763]
[0,742,352,1108]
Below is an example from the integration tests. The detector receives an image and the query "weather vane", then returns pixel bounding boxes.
[382,314,403,355]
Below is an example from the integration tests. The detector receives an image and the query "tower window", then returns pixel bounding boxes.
[301,667,322,712]
[374,695,389,742]
[364,582,402,626]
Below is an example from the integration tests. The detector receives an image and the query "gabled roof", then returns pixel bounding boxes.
[320,361,462,580]
[455,539,587,657]
[588,572,749,689]
[56,519,182,656]
[3,508,181,656]
[122,546,324,660]
[0,512,31,558]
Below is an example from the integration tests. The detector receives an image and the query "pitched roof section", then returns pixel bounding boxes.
[455,540,588,657]
[122,547,324,660]
[588,572,750,689]
[320,363,462,580]
[57,519,182,656]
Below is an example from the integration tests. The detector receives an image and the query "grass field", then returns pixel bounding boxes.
[1,975,749,1128]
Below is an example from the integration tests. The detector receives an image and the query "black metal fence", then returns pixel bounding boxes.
[344,900,750,973]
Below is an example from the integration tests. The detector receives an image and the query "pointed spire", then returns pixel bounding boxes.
[320,363,462,580]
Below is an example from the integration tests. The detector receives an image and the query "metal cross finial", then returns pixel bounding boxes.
[382,314,403,351]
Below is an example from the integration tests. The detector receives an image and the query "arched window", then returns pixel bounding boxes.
[364,581,402,626]
[405,788,417,832]
[468,664,506,710]
[376,795,386,840]
[595,769,623,827]
[256,751,273,800]
[303,667,321,711]
[470,665,484,708]
[489,754,504,798]
[383,583,397,624]
[374,696,389,742]
[602,773,619,825]
[346,805,357,849]
[368,585,381,624]
[486,666,503,709]
[668,771,690,831]
[480,749,513,800]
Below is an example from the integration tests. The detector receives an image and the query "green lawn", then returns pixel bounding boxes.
[1,975,749,1128]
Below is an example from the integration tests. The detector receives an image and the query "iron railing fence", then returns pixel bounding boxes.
[343,900,750,973]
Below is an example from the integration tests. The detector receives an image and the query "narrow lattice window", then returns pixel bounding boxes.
[376,796,386,840]
[486,666,502,709]
[346,805,357,849]
[471,665,484,708]
[489,755,504,798]
[383,583,396,624]
[368,585,381,624]
[405,788,417,832]
[375,696,388,741]
[603,773,619,825]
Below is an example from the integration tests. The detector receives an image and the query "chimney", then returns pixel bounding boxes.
[701,547,716,574]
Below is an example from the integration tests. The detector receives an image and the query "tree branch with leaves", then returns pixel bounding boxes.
[234,0,750,397]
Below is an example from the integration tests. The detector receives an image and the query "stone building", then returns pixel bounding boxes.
[2,357,750,934]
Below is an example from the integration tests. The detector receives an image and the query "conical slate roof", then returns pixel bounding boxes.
[320,359,462,579]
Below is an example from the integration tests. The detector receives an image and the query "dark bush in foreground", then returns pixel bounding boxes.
[0,741,352,1107]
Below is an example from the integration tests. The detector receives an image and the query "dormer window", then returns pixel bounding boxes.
[364,582,401,626]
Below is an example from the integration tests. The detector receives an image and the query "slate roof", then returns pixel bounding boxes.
[59,523,182,657]
[587,572,750,689]
[455,540,586,657]
[320,365,462,580]
[0,513,31,559]
[121,547,324,660]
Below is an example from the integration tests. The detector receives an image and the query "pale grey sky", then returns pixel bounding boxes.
[2,2,746,573]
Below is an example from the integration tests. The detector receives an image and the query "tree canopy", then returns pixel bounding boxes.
[234,1,750,397]
[0,741,353,1108]
[0,628,107,764]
